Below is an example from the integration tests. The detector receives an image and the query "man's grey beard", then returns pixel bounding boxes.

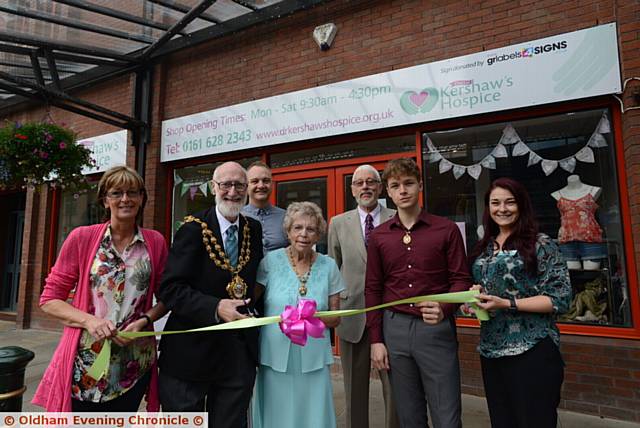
[216,194,243,219]
[356,195,378,209]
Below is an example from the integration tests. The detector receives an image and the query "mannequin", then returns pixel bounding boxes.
[552,175,604,270]
[550,175,602,201]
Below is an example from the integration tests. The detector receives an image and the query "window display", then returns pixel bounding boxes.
[423,108,632,327]
[552,175,605,271]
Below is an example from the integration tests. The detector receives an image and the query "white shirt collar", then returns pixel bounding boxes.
[216,205,240,237]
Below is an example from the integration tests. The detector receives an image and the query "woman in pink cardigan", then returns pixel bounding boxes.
[33,165,168,412]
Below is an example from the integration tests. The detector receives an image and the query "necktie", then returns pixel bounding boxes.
[257,208,266,222]
[365,214,374,247]
[225,225,238,267]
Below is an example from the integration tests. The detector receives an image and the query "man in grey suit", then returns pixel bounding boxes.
[328,164,398,428]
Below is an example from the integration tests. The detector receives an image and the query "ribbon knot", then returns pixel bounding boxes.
[278,299,326,346]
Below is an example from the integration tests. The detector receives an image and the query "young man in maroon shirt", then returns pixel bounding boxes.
[364,158,471,428]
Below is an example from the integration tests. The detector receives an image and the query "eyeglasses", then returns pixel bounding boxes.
[214,180,248,191]
[106,189,142,199]
[351,178,380,187]
[291,224,318,235]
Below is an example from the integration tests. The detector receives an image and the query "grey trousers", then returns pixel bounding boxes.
[340,330,399,428]
[383,310,462,428]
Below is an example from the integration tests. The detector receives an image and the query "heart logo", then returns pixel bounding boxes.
[400,88,439,114]
[410,92,429,106]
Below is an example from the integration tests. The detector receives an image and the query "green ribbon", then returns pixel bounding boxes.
[87,290,487,380]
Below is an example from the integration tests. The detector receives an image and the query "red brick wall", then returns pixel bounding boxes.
[143,63,170,236]
[560,335,640,421]
[1,0,640,421]
[618,1,640,327]
[607,0,640,418]
[161,0,619,120]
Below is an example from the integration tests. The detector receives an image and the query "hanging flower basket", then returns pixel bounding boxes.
[0,121,95,190]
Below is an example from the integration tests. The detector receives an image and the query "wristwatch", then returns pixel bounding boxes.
[139,314,152,326]
[507,296,518,313]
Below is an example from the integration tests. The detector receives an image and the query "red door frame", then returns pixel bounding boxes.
[271,168,337,221]
[334,162,387,213]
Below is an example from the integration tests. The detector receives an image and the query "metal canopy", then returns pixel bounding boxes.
[0,0,325,129]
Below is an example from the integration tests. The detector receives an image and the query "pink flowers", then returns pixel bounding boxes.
[32,148,48,158]
[0,121,93,189]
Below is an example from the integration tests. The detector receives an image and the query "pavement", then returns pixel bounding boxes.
[1,321,638,428]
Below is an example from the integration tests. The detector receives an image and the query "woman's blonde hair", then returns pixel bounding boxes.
[283,201,327,239]
[97,165,147,222]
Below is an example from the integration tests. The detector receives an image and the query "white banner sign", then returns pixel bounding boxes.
[79,130,127,174]
[161,23,620,162]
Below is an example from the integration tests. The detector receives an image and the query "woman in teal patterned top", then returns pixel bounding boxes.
[470,177,571,428]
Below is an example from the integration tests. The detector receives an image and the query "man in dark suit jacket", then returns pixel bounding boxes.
[158,162,264,428]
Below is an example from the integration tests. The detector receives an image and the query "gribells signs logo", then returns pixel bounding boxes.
[486,40,568,66]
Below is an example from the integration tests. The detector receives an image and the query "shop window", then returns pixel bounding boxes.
[172,157,260,238]
[270,135,415,168]
[422,108,632,328]
[56,182,105,253]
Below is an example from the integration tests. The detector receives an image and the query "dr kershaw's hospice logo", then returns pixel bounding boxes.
[400,77,514,115]
[400,88,439,114]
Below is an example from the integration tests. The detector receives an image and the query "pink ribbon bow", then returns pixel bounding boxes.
[279,299,326,346]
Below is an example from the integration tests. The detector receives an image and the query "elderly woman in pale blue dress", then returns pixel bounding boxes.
[252,201,344,428]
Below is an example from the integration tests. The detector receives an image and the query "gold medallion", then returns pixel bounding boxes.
[226,275,248,299]
[402,232,412,245]
[299,285,307,296]
[183,215,252,300]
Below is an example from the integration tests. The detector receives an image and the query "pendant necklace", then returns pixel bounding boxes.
[402,229,411,245]
[399,217,415,245]
[288,246,315,296]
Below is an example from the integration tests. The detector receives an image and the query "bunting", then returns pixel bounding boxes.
[426,112,610,179]
[177,178,214,199]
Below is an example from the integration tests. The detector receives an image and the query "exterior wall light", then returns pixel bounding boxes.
[313,23,337,51]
